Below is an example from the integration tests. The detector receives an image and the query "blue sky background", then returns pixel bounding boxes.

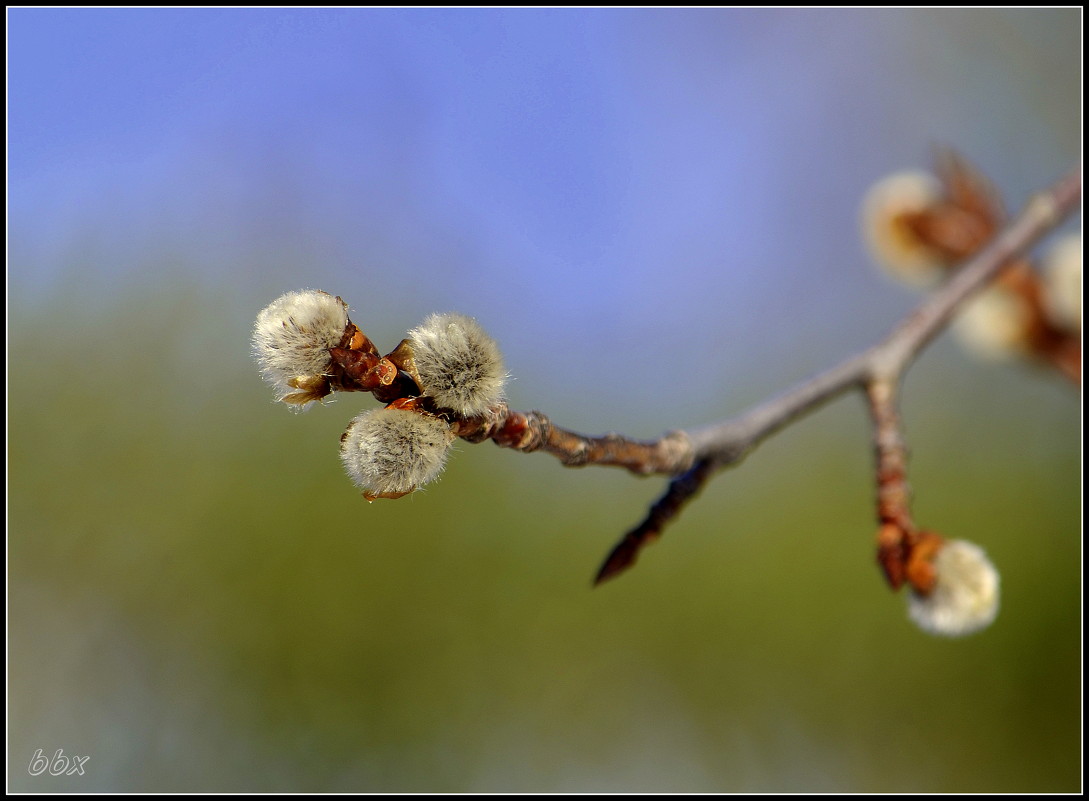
[8,9,1082,792]
[11,9,1079,423]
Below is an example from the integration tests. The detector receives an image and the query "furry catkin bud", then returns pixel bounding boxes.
[861,171,946,287]
[253,290,351,407]
[407,313,506,416]
[952,286,1031,361]
[907,540,1000,636]
[340,407,455,499]
[1042,233,1082,332]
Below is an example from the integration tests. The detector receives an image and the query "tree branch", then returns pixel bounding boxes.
[464,166,1079,583]
[684,166,1079,469]
[260,163,1079,595]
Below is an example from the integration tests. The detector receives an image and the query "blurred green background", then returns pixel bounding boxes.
[9,8,1081,792]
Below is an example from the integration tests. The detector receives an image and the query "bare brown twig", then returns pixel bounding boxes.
[593,458,716,585]
[452,407,693,475]
[280,162,1078,589]
[454,165,1079,584]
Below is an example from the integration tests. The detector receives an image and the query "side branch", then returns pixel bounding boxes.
[475,166,1078,584]
[869,166,1082,380]
[593,458,716,585]
[253,161,1078,603]
[684,350,873,466]
[683,166,1081,466]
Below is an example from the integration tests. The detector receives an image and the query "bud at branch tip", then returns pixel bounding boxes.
[907,539,1000,637]
[252,289,351,408]
[407,312,507,416]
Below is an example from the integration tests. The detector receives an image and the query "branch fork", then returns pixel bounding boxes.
[255,155,1079,634]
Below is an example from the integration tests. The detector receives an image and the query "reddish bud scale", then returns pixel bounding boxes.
[904,531,943,595]
[900,203,995,264]
[344,325,376,354]
[386,397,431,413]
[329,348,398,391]
[914,150,1004,262]
[994,263,1082,383]
[491,411,535,450]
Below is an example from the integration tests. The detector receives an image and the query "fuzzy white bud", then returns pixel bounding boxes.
[1041,233,1082,332]
[340,407,455,498]
[861,171,946,287]
[407,313,507,416]
[952,286,1032,361]
[907,540,1000,637]
[252,290,350,407]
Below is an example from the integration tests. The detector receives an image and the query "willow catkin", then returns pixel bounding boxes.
[407,313,506,416]
[340,407,456,497]
[252,290,349,406]
[907,540,1000,636]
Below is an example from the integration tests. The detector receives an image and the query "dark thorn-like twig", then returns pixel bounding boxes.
[593,458,717,586]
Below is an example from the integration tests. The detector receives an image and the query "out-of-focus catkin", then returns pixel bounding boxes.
[1041,233,1082,332]
[907,539,1000,636]
[861,171,947,287]
[952,286,1032,361]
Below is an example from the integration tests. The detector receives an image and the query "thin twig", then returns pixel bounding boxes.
[689,166,1080,466]
[867,378,916,590]
[593,458,716,585]
[453,406,694,475]
[871,170,1080,380]
[472,166,1079,583]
